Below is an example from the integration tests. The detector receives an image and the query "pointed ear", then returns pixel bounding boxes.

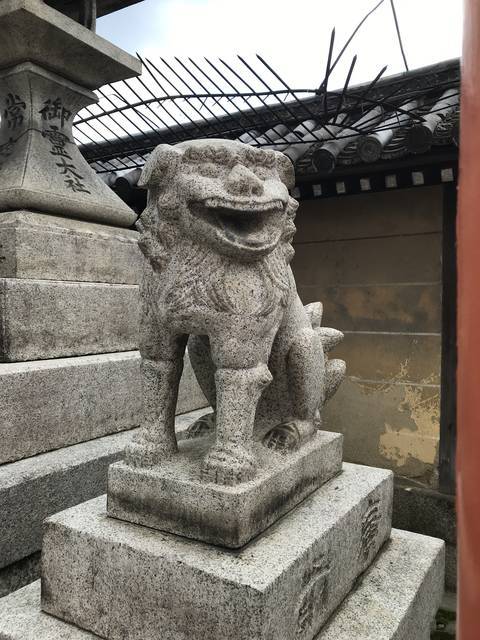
[275,151,295,190]
[138,144,183,189]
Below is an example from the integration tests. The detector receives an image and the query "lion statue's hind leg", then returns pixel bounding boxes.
[263,325,323,453]
[184,335,217,440]
[263,301,346,453]
[184,411,216,439]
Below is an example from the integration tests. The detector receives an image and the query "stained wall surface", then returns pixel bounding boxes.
[292,185,443,487]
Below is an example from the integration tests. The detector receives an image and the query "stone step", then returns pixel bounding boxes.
[0,351,141,464]
[0,278,139,361]
[0,211,141,284]
[317,528,444,640]
[40,463,393,640]
[0,350,207,465]
[0,527,443,640]
[0,427,137,572]
[0,409,207,574]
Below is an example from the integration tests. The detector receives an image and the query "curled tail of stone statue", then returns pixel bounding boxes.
[304,301,346,403]
[304,301,323,329]
[324,358,346,401]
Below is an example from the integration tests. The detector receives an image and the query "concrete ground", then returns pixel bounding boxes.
[432,592,456,639]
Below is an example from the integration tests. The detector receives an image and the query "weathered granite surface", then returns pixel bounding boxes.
[0,279,139,361]
[176,352,208,416]
[108,429,343,547]
[0,1,139,225]
[125,139,346,490]
[42,464,392,640]
[0,352,140,463]
[0,552,40,599]
[318,529,444,640]
[0,410,206,577]
[0,0,142,88]
[0,427,138,570]
[0,62,136,226]
[0,529,443,640]
[0,351,206,464]
[0,211,142,284]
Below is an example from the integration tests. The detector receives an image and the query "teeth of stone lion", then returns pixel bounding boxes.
[204,198,283,212]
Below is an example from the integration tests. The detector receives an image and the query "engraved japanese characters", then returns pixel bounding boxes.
[126,139,346,485]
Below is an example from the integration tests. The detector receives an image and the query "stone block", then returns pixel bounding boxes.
[0,409,207,573]
[0,0,142,89]
[0,428,137,570]
[317,529,444,640]
[0,527,444,639]
[0,352,207,465]
[41,464,393,640]
[0,552,40,599]
[308,283,442,333]
[0,278,139,361]
[393,477,456,545]
[294,186,443,243]
[107,430,343,548]
[0,211,142,284]
[0,352,141,464]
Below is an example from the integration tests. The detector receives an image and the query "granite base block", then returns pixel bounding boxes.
[107,430,343,548]
[0,350,207,465]
[0,278,139,361]
[318,529,444,640]
[0,211,142,284]
[0,528,443,640]
[0,351,141,464]
[0,410,207,578]
[41,464,393,640]
[0,551,40,599]
[0,428,138,570]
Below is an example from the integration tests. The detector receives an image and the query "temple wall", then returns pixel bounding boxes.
[292,185,443,488]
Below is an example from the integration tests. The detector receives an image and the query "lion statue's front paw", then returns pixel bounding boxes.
[125,431,176,468]
[201,444,256,486]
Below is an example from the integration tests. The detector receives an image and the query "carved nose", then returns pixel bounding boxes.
[226,163,264,197]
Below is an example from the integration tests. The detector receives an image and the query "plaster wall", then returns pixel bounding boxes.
[292,185,443,487]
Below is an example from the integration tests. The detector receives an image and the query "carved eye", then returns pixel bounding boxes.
[254,166,268,180]
[197,162,218,177]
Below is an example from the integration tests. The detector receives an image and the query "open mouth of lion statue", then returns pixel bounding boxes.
[190,197,286,256]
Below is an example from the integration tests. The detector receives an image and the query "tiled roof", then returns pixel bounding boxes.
[84,58,459,201]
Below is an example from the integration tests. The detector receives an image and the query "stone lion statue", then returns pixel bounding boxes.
[125,138,346,485]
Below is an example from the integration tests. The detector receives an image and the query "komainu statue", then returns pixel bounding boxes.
[126,139,346,485]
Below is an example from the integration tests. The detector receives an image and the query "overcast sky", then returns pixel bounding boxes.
[97,0,463,90]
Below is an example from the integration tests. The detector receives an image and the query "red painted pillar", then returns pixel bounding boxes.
[457,1,480,637]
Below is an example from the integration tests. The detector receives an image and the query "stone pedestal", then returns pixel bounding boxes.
[0,0,140,225]
[42,464,392,640]
[107,430,343,548]
[0,465,444,640]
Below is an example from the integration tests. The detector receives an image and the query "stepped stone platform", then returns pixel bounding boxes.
[0,278,139,361]
[43,464,392,640]
[0,523,444,640]
[0,428,139,571]
[0,352,140,464]
[0,408,207,592]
